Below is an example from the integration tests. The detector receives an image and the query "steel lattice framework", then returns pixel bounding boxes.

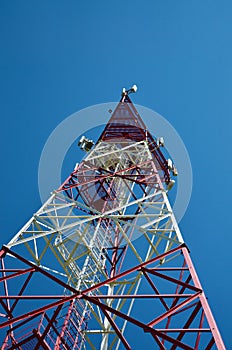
[0,90,225,349]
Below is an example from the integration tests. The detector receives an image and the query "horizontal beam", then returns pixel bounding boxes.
[0,295,67,300]
[90,294,194,299]
[156,328,211,333]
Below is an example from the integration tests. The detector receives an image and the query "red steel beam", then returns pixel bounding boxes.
[157,328,211,333]
[182,247,225,350]
[142,267,201,293]
[87,294,194,299]
[147,292,202,327]
[0,267,35,283]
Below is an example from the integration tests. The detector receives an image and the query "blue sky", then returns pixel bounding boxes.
[0,1,231,347]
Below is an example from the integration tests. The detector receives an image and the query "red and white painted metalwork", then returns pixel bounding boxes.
[0,90,225,349]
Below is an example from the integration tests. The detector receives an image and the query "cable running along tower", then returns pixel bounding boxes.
[0,87,225,349]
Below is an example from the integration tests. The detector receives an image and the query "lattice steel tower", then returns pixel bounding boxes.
[0,87,225,349]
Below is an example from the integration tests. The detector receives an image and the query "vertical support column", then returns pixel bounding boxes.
[182,247,225,350]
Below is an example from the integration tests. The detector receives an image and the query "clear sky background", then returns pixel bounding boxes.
[0,1,231,348]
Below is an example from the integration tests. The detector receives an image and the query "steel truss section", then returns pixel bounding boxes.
[0,246,88,350]
[1,92,225,349]
[0,244,224,349]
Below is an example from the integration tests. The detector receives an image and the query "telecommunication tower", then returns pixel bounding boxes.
[0,87,225,349]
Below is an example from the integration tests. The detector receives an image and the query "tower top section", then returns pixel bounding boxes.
[97,85,172,185]
[99,84,147,142]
